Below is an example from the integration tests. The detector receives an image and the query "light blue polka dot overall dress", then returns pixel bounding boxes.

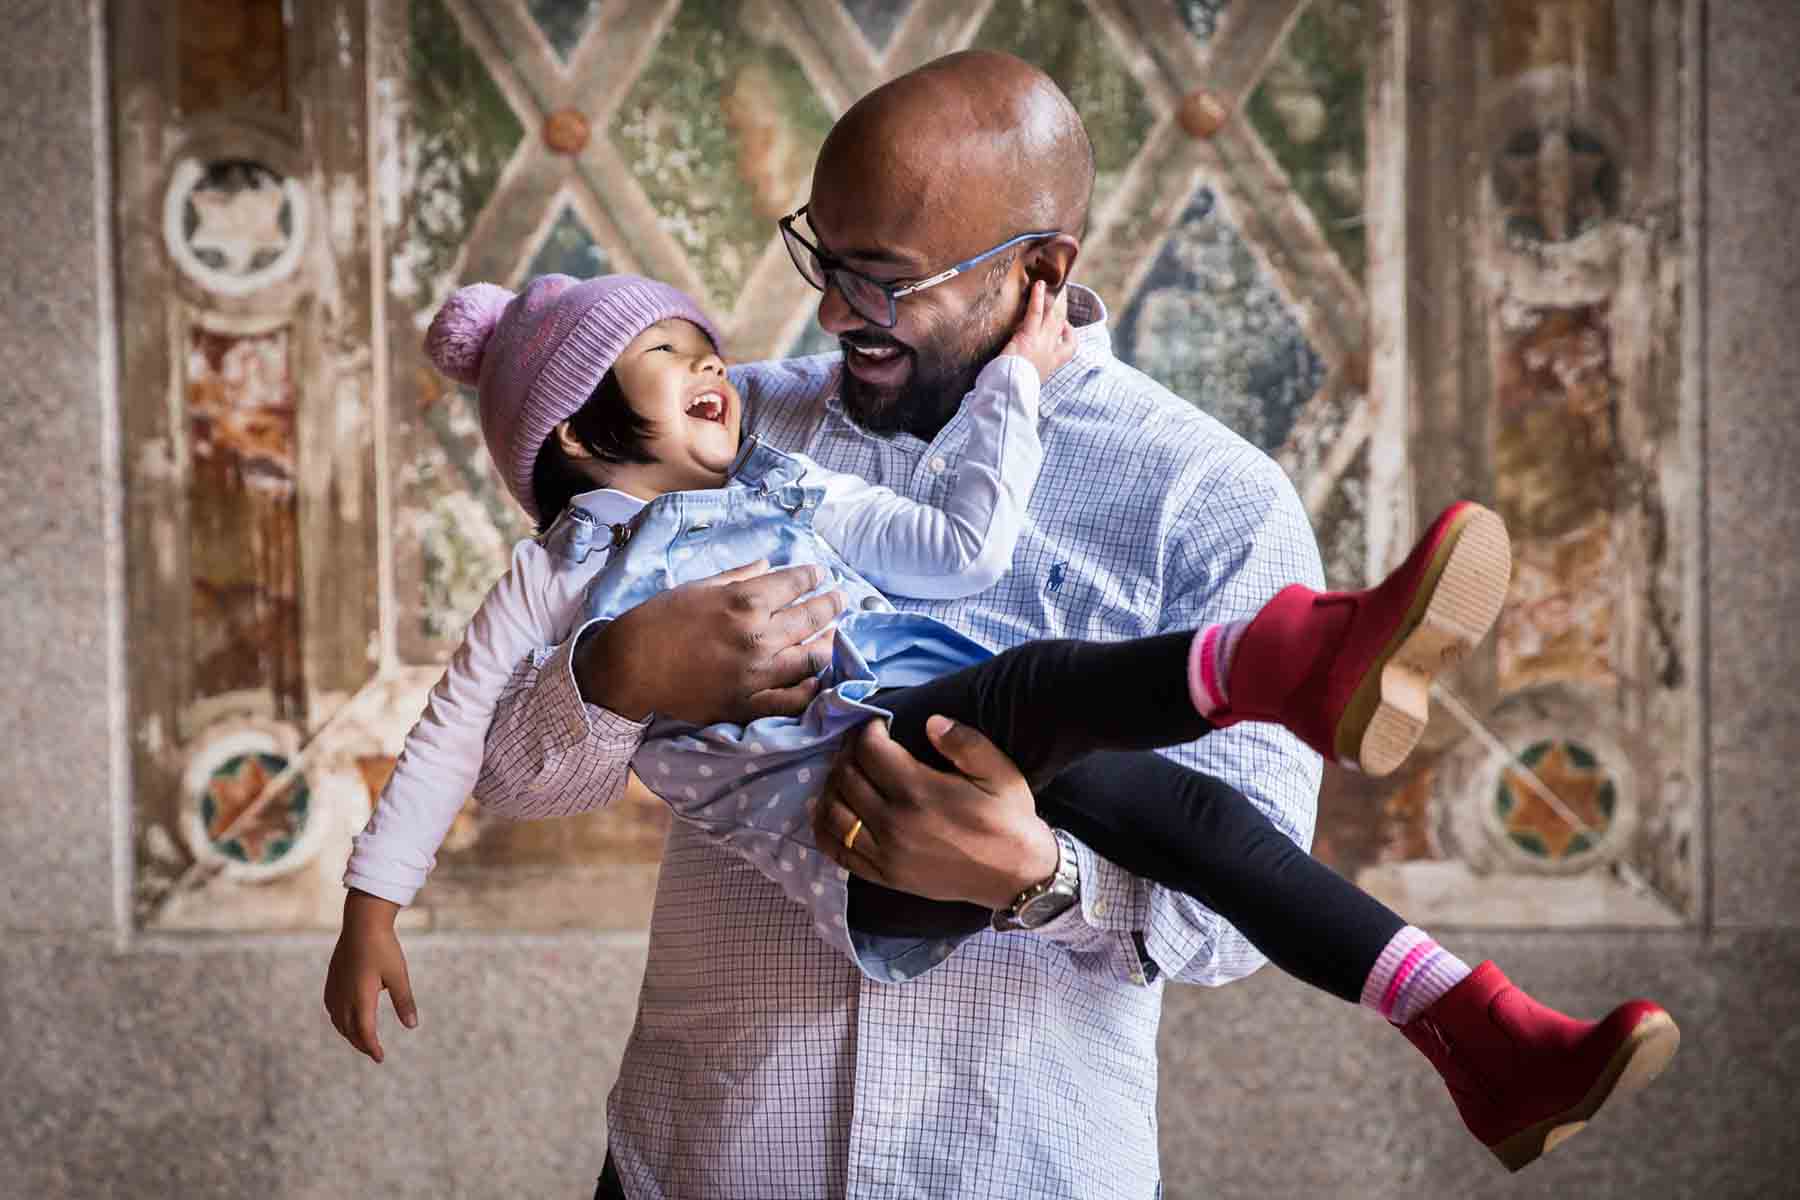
[563,436,995,982]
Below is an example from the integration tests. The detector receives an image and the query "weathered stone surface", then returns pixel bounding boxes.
[1705,0,1800,929]
[1158,931,1800,1198]
[0,0,114,934]
[0,936,649,1198]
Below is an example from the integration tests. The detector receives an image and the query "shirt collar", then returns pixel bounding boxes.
[568,486,649,526]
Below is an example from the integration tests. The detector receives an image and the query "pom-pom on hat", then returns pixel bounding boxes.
[423,273,723,524]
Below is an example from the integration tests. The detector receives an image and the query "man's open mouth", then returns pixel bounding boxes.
[685,390,729,425]
[842,339,910,384]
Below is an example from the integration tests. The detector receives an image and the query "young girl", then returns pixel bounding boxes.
[327,273,1677,1172]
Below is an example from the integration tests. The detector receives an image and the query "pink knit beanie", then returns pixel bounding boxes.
[423,273,723,523]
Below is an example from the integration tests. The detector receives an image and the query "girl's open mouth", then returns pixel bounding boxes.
[685,391,729,425]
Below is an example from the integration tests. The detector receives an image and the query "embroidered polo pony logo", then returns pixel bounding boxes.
[1046,560,1069,594]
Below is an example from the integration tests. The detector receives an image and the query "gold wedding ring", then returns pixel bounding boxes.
[842,817,864,853]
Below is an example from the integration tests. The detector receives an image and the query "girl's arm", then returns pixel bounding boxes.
[343,533,599,906]
[809,282,1073,600]
[327,521,627,1063]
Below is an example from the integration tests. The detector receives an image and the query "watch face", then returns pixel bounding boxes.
[1016,889,1077,929]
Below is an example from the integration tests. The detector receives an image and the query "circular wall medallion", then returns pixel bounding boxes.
[199,751,310,866]
[163,157,308,297]
[180,723,325,882]
[1491,738,1618,863]
[1430,688,1641,879]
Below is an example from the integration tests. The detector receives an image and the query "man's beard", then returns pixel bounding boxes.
[838,303,1013,441]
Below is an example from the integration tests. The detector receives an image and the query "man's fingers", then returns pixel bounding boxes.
[742,619,834,692]
[801,630,835,673]
[742,674,821,720]
[700,557,773,587]
[816,755,890,874]
[814,791,886,882]
[738,625,835,720]
[922,715,1020,795]
[763,587,844,651]
[833,747,898,830]
[846,718,936,804]
[727,562,826,614]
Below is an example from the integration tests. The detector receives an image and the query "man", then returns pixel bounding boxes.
[482,51,1322,1198]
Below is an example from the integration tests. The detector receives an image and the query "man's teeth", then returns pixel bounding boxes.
[850,344,900,361]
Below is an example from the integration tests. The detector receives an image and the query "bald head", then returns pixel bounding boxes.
[813,50,1095,255]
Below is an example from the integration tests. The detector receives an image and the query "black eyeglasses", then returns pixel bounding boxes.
[779,205,1058,329]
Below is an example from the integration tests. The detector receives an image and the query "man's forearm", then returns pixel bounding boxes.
[474,634,648,820]
[571,620,654,721]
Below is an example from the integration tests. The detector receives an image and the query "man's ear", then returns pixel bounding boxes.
[554,419,594,460]
[1023,234,1081,294]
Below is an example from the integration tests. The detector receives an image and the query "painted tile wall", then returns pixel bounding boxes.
[119,0,1695,934]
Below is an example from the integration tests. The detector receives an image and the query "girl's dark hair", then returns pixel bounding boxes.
[528,369,658,533]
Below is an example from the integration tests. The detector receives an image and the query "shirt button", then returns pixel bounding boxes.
[860,595,884,611]
[929,455,947,474]
[1092,898,1110,918]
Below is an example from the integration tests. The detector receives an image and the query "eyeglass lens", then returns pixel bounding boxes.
[782,221,895,327]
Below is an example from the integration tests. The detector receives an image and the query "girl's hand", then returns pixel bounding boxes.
[1002,279,1076,385]
[323,890,417,1063]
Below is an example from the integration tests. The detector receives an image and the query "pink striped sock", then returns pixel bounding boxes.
[1187,618,1253,717]
[1360,926,1473,1026]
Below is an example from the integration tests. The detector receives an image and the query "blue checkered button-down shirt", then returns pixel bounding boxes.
[476,286,1322,1198]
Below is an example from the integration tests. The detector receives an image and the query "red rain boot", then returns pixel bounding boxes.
[1210,501,1511,774]
[1399,961,1680,1171]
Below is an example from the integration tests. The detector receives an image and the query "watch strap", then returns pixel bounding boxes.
[993,829,1080,931]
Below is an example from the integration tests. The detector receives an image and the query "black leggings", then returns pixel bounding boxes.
[858,633,1406,1005]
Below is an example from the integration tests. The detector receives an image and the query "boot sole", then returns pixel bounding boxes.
[1488,1009,1682,1172]
[1341,504,1512,775]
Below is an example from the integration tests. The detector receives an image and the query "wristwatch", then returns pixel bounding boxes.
[992,829,1081,931]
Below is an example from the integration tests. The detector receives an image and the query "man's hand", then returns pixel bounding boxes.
[814,715,1059,911]
[576,559,845,725]
[1001,279,1076,385]
[323,890,417,1064]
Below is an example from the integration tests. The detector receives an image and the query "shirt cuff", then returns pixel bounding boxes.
[1023,832,1156,983]
[546,617,653,748]
[341,871,419,908]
